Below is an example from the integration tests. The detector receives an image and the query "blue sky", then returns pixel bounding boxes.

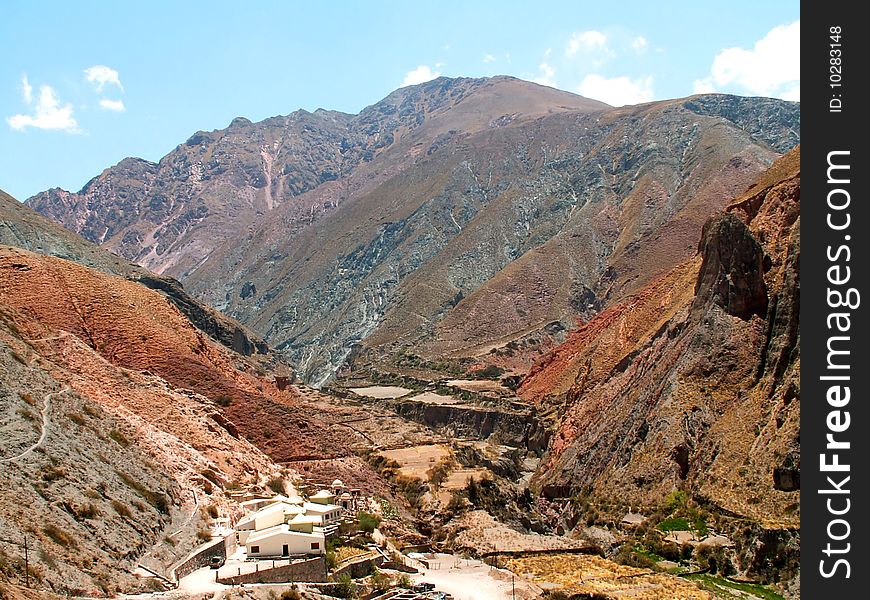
[0,1,799,202]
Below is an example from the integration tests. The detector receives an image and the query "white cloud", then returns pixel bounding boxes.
[99,98,126,112]
[693,20,799,100]
[21,75,32,104]
[631,36,648,53]
[566,30,608,56]
[7,84,79,132]
[401,65,441,87]
[532,62,556,88]
[692,79,716,95]
[84,65,123,92]
[578,74,654,107]
[483,54,496,64]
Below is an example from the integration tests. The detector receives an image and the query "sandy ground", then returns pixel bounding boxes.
[349,385,414,399]
[410,555,541,600]
[446,379,507,393]
[408,391,461,405]
[378,444,450,478]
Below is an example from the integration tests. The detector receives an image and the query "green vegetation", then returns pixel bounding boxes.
[214,394,233,407]
[332,572,357,598]
[656,517,690,532]
[356,511,381,533]
[687,574,785,600]
[266,476,285,494]
[370,569,392,592]
[474,364,504,380]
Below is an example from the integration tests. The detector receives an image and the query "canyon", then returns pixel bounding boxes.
[2,76,800,599]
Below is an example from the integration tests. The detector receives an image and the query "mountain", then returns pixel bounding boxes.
[26,78,799,389]
[27,77,605,280]
[520,147,800,584]
[0,191,413,595]
[0,241,287,595]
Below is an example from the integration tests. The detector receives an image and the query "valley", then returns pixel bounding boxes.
[1,76,799,600]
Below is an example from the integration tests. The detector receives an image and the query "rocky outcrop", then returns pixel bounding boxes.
[693,213,768,320]
[381,398,549,453]
[522,148,800,529]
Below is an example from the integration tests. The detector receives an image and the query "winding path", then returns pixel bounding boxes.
[1,385,68,463]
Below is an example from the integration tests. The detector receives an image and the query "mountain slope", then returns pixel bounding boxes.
[1,188,266,357]
[27,77,605,280]
[187,92,798,384]
[0,248,286,595]
[521,147,800,527]
[26,78,799,385]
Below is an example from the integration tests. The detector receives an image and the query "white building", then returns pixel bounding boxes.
[236,501,305,543]
[245,524,325,557]
[302,501,342,526]
[234,488,344,556]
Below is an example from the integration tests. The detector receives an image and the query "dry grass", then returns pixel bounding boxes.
[507,554,711,599]
[377,444,450,479]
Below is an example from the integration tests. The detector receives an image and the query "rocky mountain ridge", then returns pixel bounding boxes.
[26,77,798,385]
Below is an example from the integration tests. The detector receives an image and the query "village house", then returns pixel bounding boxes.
[244,523,325,558]
[234,488,344,558]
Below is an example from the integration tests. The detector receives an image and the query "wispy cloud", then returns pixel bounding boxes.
[566,30,608,56]
[532,61,557,88]
[578,74,654,107]
[483,54,496,64]
[401,65,441,87]
[631,36,648,53]
[20,75,33,104]
[84,65,123,92]
[693,20,799,100]
[7,83,80,133]
[99,98,126,112]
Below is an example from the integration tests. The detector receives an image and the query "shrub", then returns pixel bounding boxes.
[357,512,381,534]
[111,500,132,518]
[67,412,86,426]
[266,476,285,495]
[77,503,100,519]
[475,364,504,380]
[214,395,233,407]
[109,429,130,447]
[206,504,219,518]
[43,524,76,548]
[196,528,212,542]
[333,573,356,598]
[370,569,392,592]
[396,574,412,588]
[280,587,301,600]
[40,466,66,482]
[664,490,688,512]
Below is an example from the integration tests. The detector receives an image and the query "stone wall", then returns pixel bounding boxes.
[173,535,230,580]
[216,557,327,585]
[332,553,384,579]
